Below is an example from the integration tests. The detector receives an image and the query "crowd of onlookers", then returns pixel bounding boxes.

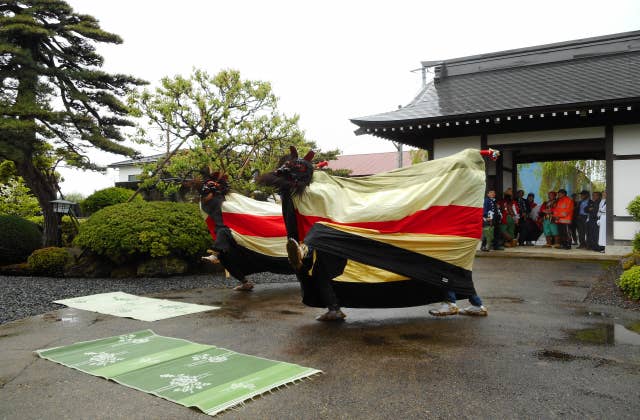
[481,187,607,253]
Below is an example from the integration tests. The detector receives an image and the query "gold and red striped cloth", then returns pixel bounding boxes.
[294,148,485,283]
[205,149,485,286]
[205,193,289,258]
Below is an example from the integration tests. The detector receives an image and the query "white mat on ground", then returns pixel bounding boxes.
[54,291,219,321]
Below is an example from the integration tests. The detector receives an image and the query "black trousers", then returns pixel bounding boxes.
[558,223,572,248]
[576,215,588,246]
[586,219,600,250]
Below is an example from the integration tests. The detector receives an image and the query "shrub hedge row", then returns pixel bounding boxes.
[74,201,212,264]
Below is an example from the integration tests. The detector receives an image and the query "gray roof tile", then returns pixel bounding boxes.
[352,51,640,124]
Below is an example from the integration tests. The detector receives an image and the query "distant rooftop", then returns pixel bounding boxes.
[327,151,412,176]
[351,30,640,131]
[107,153,166,168]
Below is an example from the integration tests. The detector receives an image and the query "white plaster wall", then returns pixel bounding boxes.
[613,160,640,217]
[433,136,480,159]
[115,166,142,182]
[487,127,604,145]
[613,124,640,154]
[614,221,640,241]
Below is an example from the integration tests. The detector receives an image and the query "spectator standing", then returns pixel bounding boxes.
[553,189,574,249]
[481,190,502,251]
[516,190,530,246]
[576,190,592,249]
[586,191,602,250]
[499,190,519,247]
[570,193,580,245]
[523,193,541,245]
[597,191,607,253]
[540,191,558,247]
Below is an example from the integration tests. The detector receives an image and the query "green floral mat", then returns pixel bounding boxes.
[36,330,321,416]
[54,291,218,321]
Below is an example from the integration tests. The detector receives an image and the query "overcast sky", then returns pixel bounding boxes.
[59,0,640,195]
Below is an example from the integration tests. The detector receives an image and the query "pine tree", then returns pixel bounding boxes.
[0,0,145,245]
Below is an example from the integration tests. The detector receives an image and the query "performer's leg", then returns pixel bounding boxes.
[428,290,459,316]
[233,276,254,291]
[312,252,347,322]
[460,294,488,316]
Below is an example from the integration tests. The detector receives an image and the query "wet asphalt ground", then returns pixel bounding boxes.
[1,257,639,419]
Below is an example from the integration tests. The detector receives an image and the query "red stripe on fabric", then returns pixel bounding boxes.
[296,205,482,240]
[209,213,288,237]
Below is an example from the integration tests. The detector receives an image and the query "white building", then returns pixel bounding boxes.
[351,31,640,244]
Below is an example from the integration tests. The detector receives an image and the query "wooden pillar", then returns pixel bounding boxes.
[425,138,434,161]
[495,151,504,198]
[511,151,518,192]
[605,125,613,245]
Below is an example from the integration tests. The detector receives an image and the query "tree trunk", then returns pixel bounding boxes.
[15,159,59,247]
[12,49,60,246]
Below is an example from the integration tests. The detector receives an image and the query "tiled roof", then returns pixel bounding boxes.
[352,30,640,126]
[107,153,166,167]
[352,51,640,125]
[327,151,413,176]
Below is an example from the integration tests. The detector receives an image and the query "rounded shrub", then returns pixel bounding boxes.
[0,215,42,264]
[633,232,640,253]
[74,201,213,264]
[618,265,640,301]
[27,247,71,277]
[627,195,640,221]
[81,187,142,215]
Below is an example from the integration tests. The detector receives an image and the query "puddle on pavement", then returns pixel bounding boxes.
[41,310,82,324]
[575,309,617,319]
[554,279,590,288]
[570,322,640,346]
[400,333,431,341]
[485,296,525,304]
[362,335,387,346]
[278,310,303,315]
[537,349,589,362]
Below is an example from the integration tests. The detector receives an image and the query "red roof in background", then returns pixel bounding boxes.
[326,151,413,176]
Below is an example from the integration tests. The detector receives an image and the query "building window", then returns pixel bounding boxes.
[128,174,139,182]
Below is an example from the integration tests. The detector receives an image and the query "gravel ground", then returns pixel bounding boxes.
[0,272,297,325]
[584,263,640,311]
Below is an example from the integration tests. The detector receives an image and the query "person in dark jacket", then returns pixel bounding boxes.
[586,191,602,250]
[481,190,502,251]
[576,190,592,249]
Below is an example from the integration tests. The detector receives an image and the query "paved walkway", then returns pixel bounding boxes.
[1,258,639,419]
[476,244,632,261]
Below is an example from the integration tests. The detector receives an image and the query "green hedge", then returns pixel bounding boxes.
[81,187,142,215]
[618,265,640,301]
[627,195,640,221]
[74,201,213,264]
[27,247,71,277]
[0,215,42,264]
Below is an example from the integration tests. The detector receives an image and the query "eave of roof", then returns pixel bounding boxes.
[351,31,640,135]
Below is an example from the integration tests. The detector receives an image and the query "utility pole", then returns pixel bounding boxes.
[394,105,403,168]
[392,141,403,168]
